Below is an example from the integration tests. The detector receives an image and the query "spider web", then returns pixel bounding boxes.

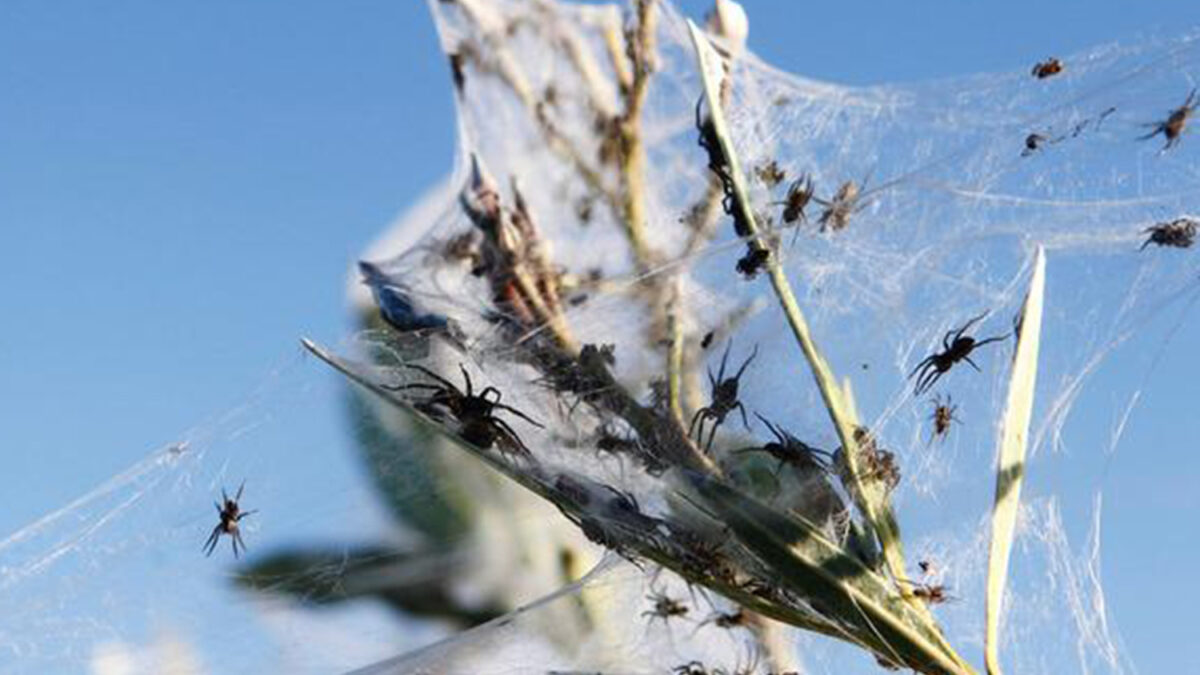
[4,0,1200,672]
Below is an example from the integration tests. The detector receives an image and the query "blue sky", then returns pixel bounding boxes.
[2,1,1199,672]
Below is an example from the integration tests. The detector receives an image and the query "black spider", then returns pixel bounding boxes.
[738,413,831,475]
[203,481,256,559]
[908,314,1007,395]
[384,363,543,457]
[690,342,757,451]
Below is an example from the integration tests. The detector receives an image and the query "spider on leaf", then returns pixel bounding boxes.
[909,313,1008,395]
[203,481,256,559]
[383,363,543,458]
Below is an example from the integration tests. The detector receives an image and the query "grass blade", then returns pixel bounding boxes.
[984,246,1047,674]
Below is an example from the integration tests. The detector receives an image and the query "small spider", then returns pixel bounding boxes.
[690,342,758,451]
[1140,216,1197,250]
[385,363,543,457]
[1031,57,1063,79]
[1139,88,1197,151]
[776,174,816,226]
[203,481,256,559]
[908,313,1008,395]
[699,608,747,630]
[815,180,865,232]
[700,330,715,349]
[643,590,689,626]
[739,413,831,475]
[754,160,786,188]
[853,427,901,491]
[929,394,960,442]
[736,246,771,278]
[904,581,955,605]
[673,662,712,675]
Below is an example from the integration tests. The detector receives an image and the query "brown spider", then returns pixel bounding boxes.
[203,481,256,559]
[738,413,831,475]
[815,179,865,232]
[776,174,816,226]
[384,363,543,457]
[643,590,689,626]
[929,394,960,442]
[1031,57,1063,79]
[1140,217,1197,250]
[909,313,1008,395]
[1139,88,1197,151]
[754,160,786,188]
[904,581,955,605]
[854,427,901,491]
[699,608,747,630]
[690,342,758,451]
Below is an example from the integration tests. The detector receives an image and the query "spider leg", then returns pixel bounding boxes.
[719,339,735,382]
[735,402,750,430]
[908,355,935,381]
[380,381,444,393]
[956,313,987,340]
[235,480,245,503]
[231,530,246,559]
[236,509,258,522]
[734,344,759,380]
[491,417,532,456]
[914,364,943,395]
[213,501,222,514]
[203,526,221,556]
[972,334,1009,349]
[754,412,785,445]
[402,363,461,394]
[689,408,707,438]
[458,364,474,397]
[705,412,726,451]
[963,355,981,371]
[493,402,544,428]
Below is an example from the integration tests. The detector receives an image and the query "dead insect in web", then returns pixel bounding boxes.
[1140,216,1197,250]
[815,179,865,232]
[203,481,256,559]
[690,342,757,451]
[383,363,543,457]
[735,246,770,278]
[754,160,786,188]
[700,331,715,349]
[775,173,816,226]
[929,394,960,442]
[1139,88,1197,151]
[643,589,689,626]
[1031,57,1063,79]
[909,313,1008,395]
[738,413,832,475]
[1022,133,1048,156]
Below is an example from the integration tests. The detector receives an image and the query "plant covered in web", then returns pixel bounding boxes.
[4,0,1200,673]
[306,0,1200,672]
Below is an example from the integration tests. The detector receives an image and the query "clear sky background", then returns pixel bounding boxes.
[2,1,1199,672]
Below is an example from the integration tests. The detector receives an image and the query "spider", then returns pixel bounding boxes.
[1030,57,1063,79]
[384,363,543,457]
[1139,88,1197,151]
[673,662,712,675]
[754,160,786,188]
[203,481,256,559]
[929,394,960,442]
[690,342,758,451]
[643,590,689,626]
[699,608,747,630]
[908,313,1008,395]
[815,179,865,232]
[776,174,816,226]
[738,413,831,475]
[853,427,901,491]
[1140,217,1197,250]
[1022,133,1048,156]
[904,581,955,605]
